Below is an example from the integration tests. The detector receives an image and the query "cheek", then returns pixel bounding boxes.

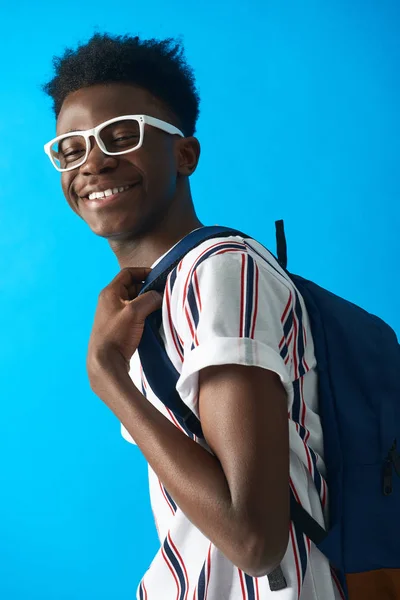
[61,175,80,212]
[140,146,177,191]
[61,174,71,197]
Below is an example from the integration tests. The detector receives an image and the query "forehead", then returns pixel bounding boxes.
[56,83,167,136]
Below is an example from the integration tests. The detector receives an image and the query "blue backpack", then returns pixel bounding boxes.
[137,222,400,599]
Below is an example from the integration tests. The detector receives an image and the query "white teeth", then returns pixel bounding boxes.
[87,185,132,201]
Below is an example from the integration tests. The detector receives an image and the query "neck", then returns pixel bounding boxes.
[109,194,204,270]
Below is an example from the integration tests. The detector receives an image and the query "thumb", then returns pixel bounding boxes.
[129,290,163,320]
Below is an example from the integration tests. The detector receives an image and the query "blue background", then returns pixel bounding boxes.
[1,1,399,598]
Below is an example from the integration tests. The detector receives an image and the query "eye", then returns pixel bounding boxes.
[113,133,140,142]
[64,149,84,157]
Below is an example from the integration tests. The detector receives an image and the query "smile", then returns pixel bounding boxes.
[87,185,132,200]
[82,184,139,209]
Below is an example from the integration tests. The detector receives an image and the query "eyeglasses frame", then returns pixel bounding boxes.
[43,114,185,172]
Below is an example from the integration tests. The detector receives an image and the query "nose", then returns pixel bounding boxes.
[80,134,118,174]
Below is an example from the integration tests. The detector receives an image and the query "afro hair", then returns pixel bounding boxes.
[42,32,200,136]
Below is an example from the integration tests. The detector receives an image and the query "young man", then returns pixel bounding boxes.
[42,33,343,599]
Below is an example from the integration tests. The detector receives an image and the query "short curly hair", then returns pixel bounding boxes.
[42,32,200,136]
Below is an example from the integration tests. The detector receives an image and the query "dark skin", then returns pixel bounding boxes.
[57,82,204,269]
[56,82,290,577]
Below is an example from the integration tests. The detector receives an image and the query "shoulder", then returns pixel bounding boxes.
[167,234,297,300]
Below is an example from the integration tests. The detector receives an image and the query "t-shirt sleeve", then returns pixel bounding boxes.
[168,248,297,416]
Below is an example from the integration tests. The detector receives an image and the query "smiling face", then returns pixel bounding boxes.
[56,83,200,244]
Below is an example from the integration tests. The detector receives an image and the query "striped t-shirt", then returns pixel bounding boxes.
[121,232,345,600]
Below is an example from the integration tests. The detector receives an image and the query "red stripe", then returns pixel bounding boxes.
[166,407,187,434]
[299,377,313,476]
[290,478,312,556]
[321,475,327,508]
[142,580,148,600]
[161,545,180,600]
[159,480,176,515]
[302,325,309,371]
[239,254,246,337]
[238,570,247,599]
[250,262,259,339]
[301,377,311,445]
[289,522,302,600]
[205,544,212,599]
[165,276,184,361]
[255,577,260,600]
[331,566,346,600]
[281,292,292,323]
[193,270,202,312]
[292,301,299,379]
[168,532,189,600]
[140,365,147,390]
[185,304,196,341]
[290,477,302,504]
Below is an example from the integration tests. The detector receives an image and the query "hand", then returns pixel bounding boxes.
[86,267,163,380]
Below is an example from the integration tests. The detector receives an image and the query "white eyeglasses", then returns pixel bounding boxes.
[43,114,185,172]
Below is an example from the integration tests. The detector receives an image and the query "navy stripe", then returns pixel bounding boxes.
[309,447,322,496]
[282,308,294,339]
[245,240,306,376]
[185,243,246,349]
[292,379,301,424]
[169,264,178,290]
[168,267,184,355]
[192,243,246,269]
[279,342,289,361]
[244,574,256,600]
[138,583,143,600]
[293,523,308,584]
[187,243,246,281]
[293,291,306,378]
[196,561,206,600]
[244,240,284,277]
[163,485,177,513]
[187,277,199,350]
[280,344,289,363]
[280,307,294,362]
[292,383,322,495]
[176,418,195,440]
[244,255,255,337]
[163,538,186,600]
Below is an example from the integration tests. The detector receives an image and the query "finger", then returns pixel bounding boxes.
[106,267,153,301]
[121,267,153,283]
[126,290,163,320]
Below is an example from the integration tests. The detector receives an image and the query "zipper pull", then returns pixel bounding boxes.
[383,459,393,496]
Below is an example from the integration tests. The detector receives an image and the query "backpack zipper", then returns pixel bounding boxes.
[383,439,400,496]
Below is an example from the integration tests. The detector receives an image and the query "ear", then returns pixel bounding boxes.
[176,136,201,177]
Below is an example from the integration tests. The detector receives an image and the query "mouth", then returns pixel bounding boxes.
[81,184,140,209]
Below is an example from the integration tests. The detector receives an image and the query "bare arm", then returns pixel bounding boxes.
[90,357,290,577]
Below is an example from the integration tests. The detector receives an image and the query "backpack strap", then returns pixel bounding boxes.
[275,219,288,270]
